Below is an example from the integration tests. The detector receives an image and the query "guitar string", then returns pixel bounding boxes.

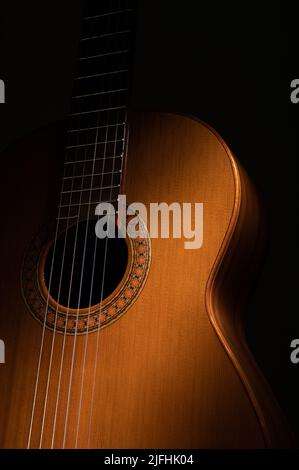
[73,114,111,448]
[30,3,129,448]
[60,126,101,448]
[50,122,124,447]
[43,69,91,447]
[61,110,110,448]
[49,116,99,448]
[68,8,128,447]
[52,55,127,448]
[38,165,72,446]
[26,184,63,448]
[82,3,132,446]
[49,3,106,445]
[60,4,121,446]
[86,111,123,448]
[38,143,86,448]
[27,0,100,443]
[84,3,130,444]
[26,142,78,448]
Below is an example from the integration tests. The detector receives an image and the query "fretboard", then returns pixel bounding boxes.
[58,0,136,224]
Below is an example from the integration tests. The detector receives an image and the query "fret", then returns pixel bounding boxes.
[83,0,135,16]
[57,214,79,221]
[78,31,131,59]
[58,214,118,223]
[66,138,124,155]
[65,139,123,150]
[79,50,129,61]
[63,170,121,180]
[59,199,118,209]
[60,185,120,206]
[64,157,123,178]
[70,90,128,115]
[81,6,132,36]
[66,122,125,148]
[64,155,123,165]
[66,126,124,148]
[67,123,124,133]
[58,202,119,223]
[57,209,119,222]
[55,0,135,216]
[69,102,127,117]
[67,128,125,154]
[83,9,133,21]
[74,69,129,81]
[80,30,131,42]
[61,184,120,195]
[69,105,126,118]
[67,109,126,138]
[62,172,121,194]
[76,51,130,78]
[72,71,129,98]
[72,88,128,99]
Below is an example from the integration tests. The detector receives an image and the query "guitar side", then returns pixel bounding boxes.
[0,111,292,448]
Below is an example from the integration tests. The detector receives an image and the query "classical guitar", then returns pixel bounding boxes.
[0,0,292,448]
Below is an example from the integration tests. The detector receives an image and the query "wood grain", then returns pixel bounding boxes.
[0,112,292,448]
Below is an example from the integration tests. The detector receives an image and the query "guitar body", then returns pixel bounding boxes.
[0,111,291,448]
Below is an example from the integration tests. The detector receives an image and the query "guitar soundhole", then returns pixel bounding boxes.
[22,216,150,333]
[44,220,128,309]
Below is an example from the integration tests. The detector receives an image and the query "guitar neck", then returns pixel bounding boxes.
[58,0,137,223]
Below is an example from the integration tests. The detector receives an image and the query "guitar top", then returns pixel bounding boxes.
[0,0,292,449]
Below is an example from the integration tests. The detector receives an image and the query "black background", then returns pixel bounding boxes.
[0,0,298,446]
